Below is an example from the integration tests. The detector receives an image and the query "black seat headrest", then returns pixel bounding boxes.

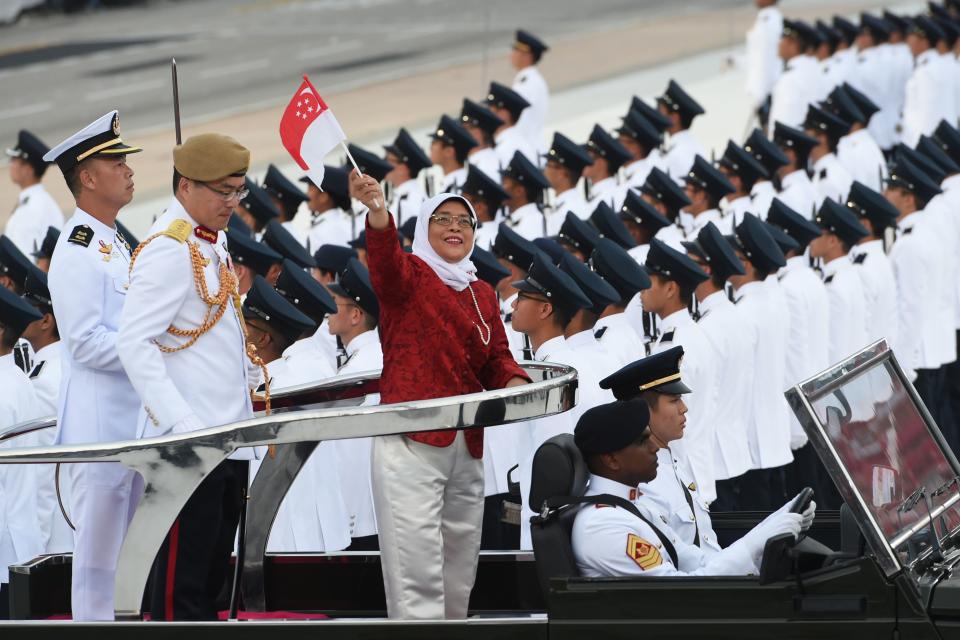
[530,433,590,513]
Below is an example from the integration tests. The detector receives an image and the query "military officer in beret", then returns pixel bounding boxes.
[682,155,736,237]
[727,214,792,509]
[772,122,818,219]
[511,29,550,153]
[429,114,477,194]
[326,258,383,550]
[583,125,632,211]
[569,399,810,578]
[543,132,592,224]
[640,239,719,501]
[590,238,650,365]
[717,141,768,227]
[803,105,854,207]
[384,129,429,228]
[486,81,535,170]
[501,151,551,240]
[827,84,887,192]
[234,178,279,238]
[460,99,504,182]
[615,108,665,196]
[117,132,260,621]
[769,20,824,136]
[5,130,63,259]
[43,110,143,621]
[681,224,752,509]
[225,225,283,295]
[302,166,354,250]
[638,167,691,250]
[0,284,44,614]
[846,182,899,350]
[460,166,509,251]
[262,164,308,236]
[656,80,707,183]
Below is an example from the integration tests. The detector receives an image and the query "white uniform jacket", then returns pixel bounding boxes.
[513,65,549,153]
[4,183,63,259]
[822,255,868,366]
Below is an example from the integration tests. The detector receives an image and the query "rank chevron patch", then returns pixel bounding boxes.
[626,533,662,570]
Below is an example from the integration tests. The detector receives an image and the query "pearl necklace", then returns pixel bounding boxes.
[467,283,491,346]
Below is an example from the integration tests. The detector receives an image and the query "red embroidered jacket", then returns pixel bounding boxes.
[366,217,530,458]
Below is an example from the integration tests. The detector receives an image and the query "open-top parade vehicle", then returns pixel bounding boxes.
[3,340,960,639]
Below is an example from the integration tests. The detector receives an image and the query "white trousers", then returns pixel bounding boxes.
[70,463,142,621]
[371,432,483,620]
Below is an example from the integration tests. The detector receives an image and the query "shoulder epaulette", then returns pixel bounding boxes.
[853,253,867,265]
[67,224,93,247]
[28,361,45,379]
[824,274,835,284]
[160,219,192,243]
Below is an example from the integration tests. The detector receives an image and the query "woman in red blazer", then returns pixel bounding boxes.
[350,171,529,620]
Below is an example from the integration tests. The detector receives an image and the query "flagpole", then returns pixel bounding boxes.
[340,140,380,211]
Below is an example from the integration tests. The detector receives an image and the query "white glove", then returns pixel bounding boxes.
[800,500,816,532]
[759,511,803,542]
[170,413,205,435]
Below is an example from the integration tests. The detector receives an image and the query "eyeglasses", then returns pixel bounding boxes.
[197,181,249,202]
[429,213,476,230]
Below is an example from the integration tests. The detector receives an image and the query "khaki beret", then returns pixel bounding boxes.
[173,133,250,181]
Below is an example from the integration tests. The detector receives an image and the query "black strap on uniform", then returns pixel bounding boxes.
[536,493,679,568]
[679,482,701,547]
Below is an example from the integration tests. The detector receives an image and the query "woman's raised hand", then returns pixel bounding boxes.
[349,169,389,228]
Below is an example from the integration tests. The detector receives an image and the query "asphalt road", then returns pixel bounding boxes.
[0,0,746,149]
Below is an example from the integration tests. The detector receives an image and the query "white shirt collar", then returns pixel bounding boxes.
[698,289,729,314]
[19,183,45,203]
[586,474,639,501]
[822,253,850,277]
[534,334,567,360]
[345,329,379,356]
[565,329,596,349]
[780,169,808,190]
[660,307,692,329]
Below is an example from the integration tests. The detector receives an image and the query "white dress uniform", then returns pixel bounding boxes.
[331,329,383,540]
[501,293,528,362]
[722,195,753,230]
[820,54,846,93]
[777,256,830,448]
[943,175,960,334]
[902,49,953,148]
[661,130,705,185]
[518,335,613,549]
[572,475,760,578]
[654,222,687,252]
[467,148,502,182]
[744,4,783,112]
[768,54,823,135]
[389,178,426,229]
[732,280,793,471]
[565,328,620,379]
[621,152,662,191]
[440,166,468,194]
[513,65,549,153]
[921,194,958,370]
[267,329,337,387]
[850,240,899,352]
[821,255,868,366]
[593,310,645,369]
[777,169,817,220]
[884,42,914,143]
[811,153,853,208]
[750,180,777,219]
[695,291,753,482]
[264,353,351,553]
[48,208,143,621]
[27,341,74,553]
[503,202,545,241]
[837,129,888,192]
[553,187,590,222]
[831,48,857,84]
[306,207,353,251]
[652,309,720,502]
[585,177,619,212]
[473,220,498,252]
[4,183,63,259]
[0,353,44,585]
[640,445,721,553]
[889,211,943,379]
[117,198,258,445]
[686,209,732,238]
[495,125,536,168]
[849,46,896,150]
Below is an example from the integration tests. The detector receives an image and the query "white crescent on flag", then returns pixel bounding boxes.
[279,76,346,188]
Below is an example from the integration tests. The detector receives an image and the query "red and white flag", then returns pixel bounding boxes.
[279,76,346,188]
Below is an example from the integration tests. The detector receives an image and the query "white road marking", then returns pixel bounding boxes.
[297,40,362,60]
[85,79,165,101]
[0,102,53,120]
[199,59,270,79]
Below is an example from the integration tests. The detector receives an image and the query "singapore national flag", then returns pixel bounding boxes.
[279,76,346,188]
